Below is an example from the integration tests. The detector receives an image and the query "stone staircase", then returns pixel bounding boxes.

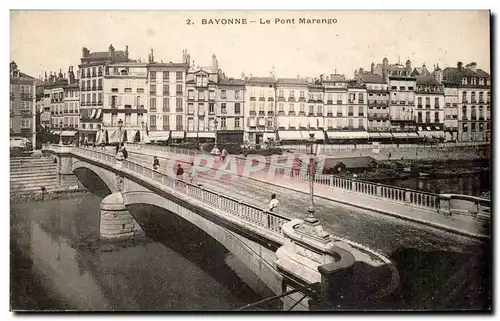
[10,157,60,196]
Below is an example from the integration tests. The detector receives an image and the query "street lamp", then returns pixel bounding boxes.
[214,118,218,146]
[305,132,319,223]
[118,118,123,145]
[141,121,144,142]
[58,120,63,146]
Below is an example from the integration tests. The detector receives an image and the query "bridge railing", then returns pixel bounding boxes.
[66,145,490,222]
[71,146,291,238]
[122,144,488,216]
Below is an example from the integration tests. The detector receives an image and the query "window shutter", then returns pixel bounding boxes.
[118,95,122,106]
[109,95,112,107]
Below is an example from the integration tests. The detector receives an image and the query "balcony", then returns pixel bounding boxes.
[445,103,451,107]
[278,111,285,116]
[287,97,295,102]
[326,112,333,117]
[462,100,468,104]
[267,97,274,102]
[150,91,156,95]
[435,105,440,109]
[92,102,97,106]
[400,101,406,105]
[348,100,354,104]
[471,99,477,104]
[150,108,157,113]
[249,110,256,116]
[288,111,296,116]
[175,108,184,113]
[358,113,364,117]
[258,111,265,116]
[479,117,485,121]
[336,113,343,117]
[298,111,305,116]
[221,109,227,114]
[336,100,343,105]
[308,112,314,116]
[163,126,170,131]
[250,97,256,101]
[267,111,274,116]
[92,86,96,91]
[452,103,458,107]
[98,72,102,77]
[417,104,423,108]
[298,97,306,102]
[347,113,354,117]
[187,96,195,101]
[327,100,333,104]
[187,109,194,115]
[479,99,484,104]
[462,117,468,121]
[259,97,265,101]
[198,111,205,116]
[425,104,431,109]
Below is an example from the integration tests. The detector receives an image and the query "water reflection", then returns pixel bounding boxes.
[10,194,278,311]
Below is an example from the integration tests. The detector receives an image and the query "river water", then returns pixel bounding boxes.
[10,194,279,311]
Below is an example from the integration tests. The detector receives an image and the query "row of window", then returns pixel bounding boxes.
[416,111,442,123]
[52,116,79,128]
[188,89,241,100]
[187,102,241,114]
[461,77,487,86]
[150,84,183,95]
[81,78,103,89]
[149,71,184,81]
[149,97,183,112]
[390,86,415,91]
[51,102,79,115]
[460,91,490,103]
[416,97,441,107]
[461,122,490,132]
[80,66,103,78]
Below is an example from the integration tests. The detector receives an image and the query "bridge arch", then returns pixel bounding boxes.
[72,160,118,194]
[122,190,284,296]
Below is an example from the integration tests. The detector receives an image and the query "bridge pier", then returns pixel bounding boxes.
[55,149,79,188]
[275,218,356,311]
[100,192,144,242]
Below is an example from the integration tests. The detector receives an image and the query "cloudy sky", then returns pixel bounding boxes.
[10,10,490,80]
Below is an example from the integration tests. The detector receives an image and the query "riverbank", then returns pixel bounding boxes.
[10,188,89,204]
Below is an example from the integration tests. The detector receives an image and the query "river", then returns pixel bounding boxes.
[10,194,279,311]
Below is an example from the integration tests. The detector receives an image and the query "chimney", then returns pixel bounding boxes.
[241,72,245,80]
[371,62,375,73]
[382,57,389,82]
[82,47,89,58]
[406,59,412,73]
[148,49,154,63]
[109,44,115,61]
[125,45,129,59]
[359,67,364,75]
[212,54,219,73]
[468,62,477,73]
[457,61,463,71]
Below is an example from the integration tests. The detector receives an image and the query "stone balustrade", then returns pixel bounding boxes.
[70,146,291,238]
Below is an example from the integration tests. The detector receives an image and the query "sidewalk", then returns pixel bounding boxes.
[124,147,489,239]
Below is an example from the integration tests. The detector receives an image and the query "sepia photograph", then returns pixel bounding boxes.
[9,10,491,312]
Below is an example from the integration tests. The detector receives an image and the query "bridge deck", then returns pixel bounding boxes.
[112,147,484,256]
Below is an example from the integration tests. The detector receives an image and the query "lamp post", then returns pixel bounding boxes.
[141,121,144,142]
[118,118,123,145]
[58,121,63,146]
[305,132,319,223]
[214,118,218,146]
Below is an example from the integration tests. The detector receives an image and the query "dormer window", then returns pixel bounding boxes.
[120,69,128,76]
[471,78,477,85]
[479,78,485,85]
[195,73,208,87]
[462,77,468,85]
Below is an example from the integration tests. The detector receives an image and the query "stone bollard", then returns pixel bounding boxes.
[100,192,144,241]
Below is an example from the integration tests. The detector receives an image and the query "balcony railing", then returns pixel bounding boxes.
[267,111,274,116]
[249,110,256,116]
[425,104,431,108]
[336,100,343,105]
[336,113,343,117]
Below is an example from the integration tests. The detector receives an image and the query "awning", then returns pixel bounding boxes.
[199,132,215,138]
[407,132,419,138]
[90,109,97,119]
[107,129,118,143]
[418,131,445,138]
[95,109,102,119]
[392,132,409,138]
[300,131,324,140]
[61,130,77,137]
[379,132,394,138]
[126,130,138,142]
[368,132,381,138]
[149,131,171,141]
[171,131,185,139]
[326,131,370,139]
[278,131,303,140]
[263,132,276,141]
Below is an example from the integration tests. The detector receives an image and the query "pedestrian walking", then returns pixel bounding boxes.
[268,193,279,212]
[221,148,228,162]
[153,156,160,170]
[122,146,128,160]
[176,164,184,180]
[189,161,197,184]
[115,144,120,155]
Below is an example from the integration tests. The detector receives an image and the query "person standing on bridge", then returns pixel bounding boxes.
[221,148,228,162]
[153,156,160,171]
[122,145,128,160]
[268,193,279,212]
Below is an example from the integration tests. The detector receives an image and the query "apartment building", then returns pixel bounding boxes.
[213,78,245,143]
[414,72,445,140]
[275,78,318,142]
[147,49,189,143]
[102,61,147,143]
[244,77,276,144]
[185,55,219,143]
[443,84,459,141]
[79,44,130,142]
[10,61,36,145]
[357,73,391,138]
[443,62,491,142]
[61,67,79,139]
